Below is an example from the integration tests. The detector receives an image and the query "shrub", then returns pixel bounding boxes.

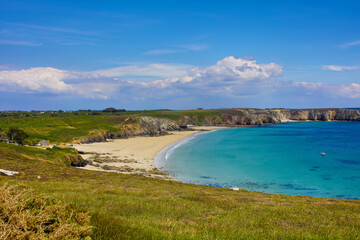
[7,128,29,144]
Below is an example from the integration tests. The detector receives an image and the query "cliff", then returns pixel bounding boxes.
[177,108,360,126]
[78,116,181,143]
[77,108,359,143]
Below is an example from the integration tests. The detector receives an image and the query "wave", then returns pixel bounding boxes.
[154,130,218,173]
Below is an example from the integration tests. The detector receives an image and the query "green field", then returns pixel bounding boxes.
[0,110,223,144]
[1,142,360,239]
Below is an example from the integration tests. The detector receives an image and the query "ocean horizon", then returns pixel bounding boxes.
[156,122,360,199]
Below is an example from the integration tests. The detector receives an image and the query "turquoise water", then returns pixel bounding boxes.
[158,122,360,199]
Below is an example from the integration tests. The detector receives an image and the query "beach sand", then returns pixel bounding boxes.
[73,126,226,178]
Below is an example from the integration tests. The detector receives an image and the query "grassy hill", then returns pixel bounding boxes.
[1,142,359,239]
[0,110,223,144]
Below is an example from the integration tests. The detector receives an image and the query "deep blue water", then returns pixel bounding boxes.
[158,122,360,199]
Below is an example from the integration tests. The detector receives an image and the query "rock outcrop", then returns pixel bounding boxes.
[67,154,86,167]
[177,108,360,126]
[78,116,181,143]
[285,108,360,121]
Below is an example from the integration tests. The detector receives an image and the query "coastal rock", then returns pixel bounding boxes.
[139,116,180,133]
[68,154,86,167]
[224,108,280,125]
[211,108,360,125]
[0,169,19,176]
[279,109,360,122]
[77,109,359,144]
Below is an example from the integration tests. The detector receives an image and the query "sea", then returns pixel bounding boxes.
[155,122,360,199]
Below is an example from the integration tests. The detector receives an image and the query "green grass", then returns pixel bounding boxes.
[0,114,134,144]
[0,110,224,144]
[1,143,359,239]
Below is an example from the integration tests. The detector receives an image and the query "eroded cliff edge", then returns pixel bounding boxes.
[207,108,360,126]
[76,108,360,143]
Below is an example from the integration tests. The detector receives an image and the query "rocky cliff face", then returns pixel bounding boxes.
[78,116,181,143]
[177,108,360,126]
[218,109,280,125]
[105,116,181,139]
[77,108,359,143]
[284,109,360,121]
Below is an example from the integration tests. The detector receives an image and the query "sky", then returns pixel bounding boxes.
[0,0,359,110]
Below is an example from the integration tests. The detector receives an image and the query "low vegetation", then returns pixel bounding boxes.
[1,143,359,239]
[0,109,222,144]
[0,184,92,239]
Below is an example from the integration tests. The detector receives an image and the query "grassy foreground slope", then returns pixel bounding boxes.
[1,143,359,239]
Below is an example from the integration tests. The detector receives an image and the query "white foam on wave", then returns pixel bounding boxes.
[154,130,218,171]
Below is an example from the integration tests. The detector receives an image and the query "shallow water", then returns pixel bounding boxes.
[159,122,360,199]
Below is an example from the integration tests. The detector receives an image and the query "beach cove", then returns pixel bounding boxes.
[73,121,360,200]
[73,126,227,178]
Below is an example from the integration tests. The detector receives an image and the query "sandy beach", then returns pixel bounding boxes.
[73,126,226,178]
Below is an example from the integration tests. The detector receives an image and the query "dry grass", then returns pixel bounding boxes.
[0,184,92,240]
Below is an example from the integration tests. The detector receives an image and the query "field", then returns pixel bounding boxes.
[0,110,223,144]
[1,142,359,239]
[0,111,360,239]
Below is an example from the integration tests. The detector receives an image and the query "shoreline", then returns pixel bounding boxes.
[72,121,348,179]
[154,128,220,176]
[73,126,228,179]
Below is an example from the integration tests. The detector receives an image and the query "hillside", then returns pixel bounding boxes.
[0,108,359,144]
[1,142,359,239]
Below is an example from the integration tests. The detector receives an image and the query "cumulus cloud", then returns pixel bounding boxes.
[0,56,359,108]
[0,67,107,97]
[149,56,284,97]
[322,65,360,71]
[0,67,75,92]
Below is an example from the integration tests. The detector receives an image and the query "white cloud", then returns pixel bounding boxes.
[0,40,41,46]
[1,57,360,106]
[322,65,360,71]
[143,43,208,55]
[340,40,360,49]
[336,83,360,99]
[177,44,208,51]
[0,67,98,93]
[283,82,360,99]
[93,63,193,80]
[1,21,96,36]
[0,21,98,46]
[143,48,185,55]
[150,56,284,96]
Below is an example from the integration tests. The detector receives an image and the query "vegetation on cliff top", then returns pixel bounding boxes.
[0,109,223,144]
[1,142,359,239]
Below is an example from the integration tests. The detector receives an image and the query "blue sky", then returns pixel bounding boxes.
[0,0,359,110]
